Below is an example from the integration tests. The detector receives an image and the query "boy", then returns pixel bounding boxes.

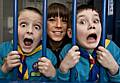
[58,4,120,82]
[0,7,57,81]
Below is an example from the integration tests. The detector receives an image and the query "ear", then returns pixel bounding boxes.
[67,28,72,38]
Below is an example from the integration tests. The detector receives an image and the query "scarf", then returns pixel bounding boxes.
[17,45,42,80]
[79,47,100,81]
[70,47,100,81]
[70,39,110,81]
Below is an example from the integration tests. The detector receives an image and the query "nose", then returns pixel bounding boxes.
[88,22,95,30]
[27,25,33,34]
[56,17,62,28]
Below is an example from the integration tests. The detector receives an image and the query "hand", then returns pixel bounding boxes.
[59,45,80,73]
[1,51,21,73]
[38,57,56,78]
[97,46,119,75]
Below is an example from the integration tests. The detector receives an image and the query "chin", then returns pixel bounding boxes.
[22,48,33,54]
[87,44,98,50]
[82,42,98,50]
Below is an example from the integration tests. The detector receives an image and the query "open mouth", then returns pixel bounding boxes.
[87,33,97,42]
[24,38,33,46]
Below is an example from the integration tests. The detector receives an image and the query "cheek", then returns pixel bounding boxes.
[77,29,86,38]
[77,32,86,41]
[47,27,51,33]
[18,29,23,39]
[77,24,87,36]
[47,22,54,29]
[47,23,51,29]
[63,24,67,29]
[97,27,102,36]
[47,25,53,34]
[36,33,42,40]
[47,30,52,38]
[18,27,26,35]
[76,29,87,44]
[77,31,84,36]
[63,26,67,31]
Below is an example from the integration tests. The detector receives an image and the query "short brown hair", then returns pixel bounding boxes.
[18,7,42,17]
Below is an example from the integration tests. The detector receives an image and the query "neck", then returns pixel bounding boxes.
[76,42,94,54]
[49,39,63,51]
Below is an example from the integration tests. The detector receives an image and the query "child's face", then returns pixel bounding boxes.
[18,10,42,53]
[47,16,67,42]
[77,9,101,50]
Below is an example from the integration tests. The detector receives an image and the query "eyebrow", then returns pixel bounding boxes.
[18,17,28,21]
[77,14,99,18]
[77,15,85,18]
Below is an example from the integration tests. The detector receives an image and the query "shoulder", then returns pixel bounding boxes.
[105,39,119,50]
[0,41,12,47]
[59,43,72,60]
[46,48,57,65]
[0,41,13,57]
[62,43,72,50]
[46,48,55,56]
[105,39,120,59]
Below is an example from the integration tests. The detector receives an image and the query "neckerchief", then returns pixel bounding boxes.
[79,47,100,81]
[17,45,42,80]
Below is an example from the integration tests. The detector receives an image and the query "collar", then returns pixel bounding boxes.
[18,45,42,56]
[11,40,42,56]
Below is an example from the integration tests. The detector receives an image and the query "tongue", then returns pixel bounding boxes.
[87,37,96,42]
[24,41,32,46]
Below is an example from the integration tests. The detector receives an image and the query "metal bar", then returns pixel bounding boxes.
[72,0,77,45]
[42,0,47,57]
[101,0,107,46]
[13,0,18,51]
[100,0,107,81]
[13,0,18,79]
[70,0,77,81]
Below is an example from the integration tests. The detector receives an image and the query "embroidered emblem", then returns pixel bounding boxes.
[30,62,41,77]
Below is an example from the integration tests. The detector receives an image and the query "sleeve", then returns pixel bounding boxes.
[57,44,72,81]
[0,43,7,79]
[106,40,120,82]
[0,57,8,79]
[59,44,72,60]
[46,48,57,81]
[109,67,120,82]
[57,68,70,81]
[0,41,12,79]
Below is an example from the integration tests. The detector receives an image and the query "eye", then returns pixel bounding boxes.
[93,18,100,24]
[62,19,68,24]
[62,17,67,22]
[20,22,27,28]
[34,24,41,30]
[78,19,86,25]
[48,17,55,21]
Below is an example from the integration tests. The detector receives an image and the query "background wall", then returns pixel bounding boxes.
[0,0,91,42]
[0,0,120,47]
[113,0,120,47]
[0,0,3,42]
